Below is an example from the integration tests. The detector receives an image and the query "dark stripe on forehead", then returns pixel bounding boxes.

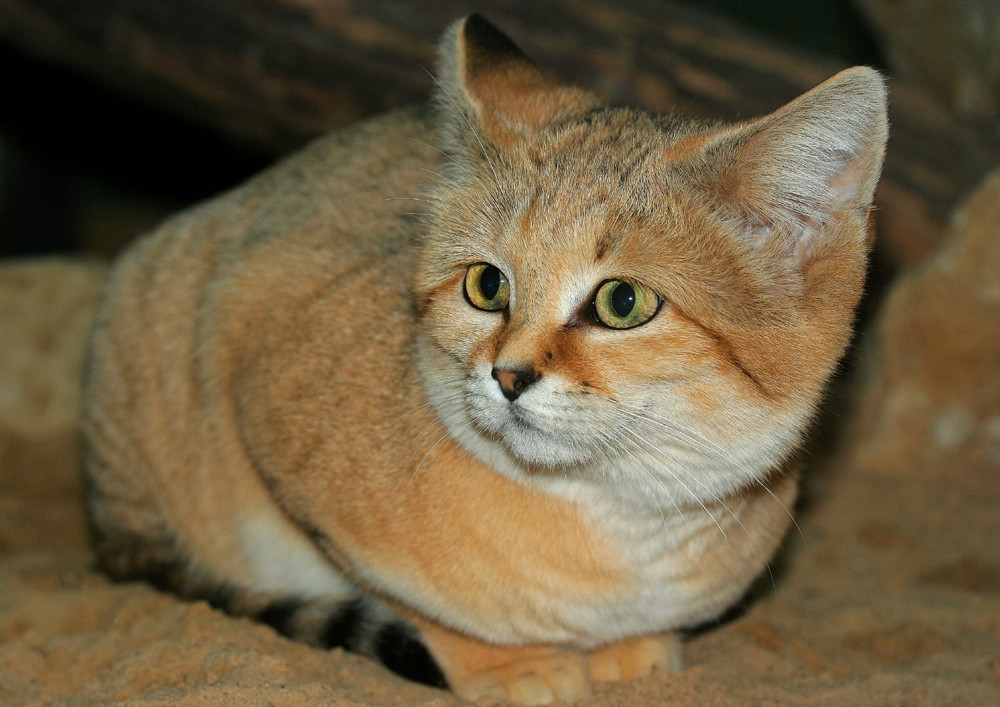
[594,227,614,261]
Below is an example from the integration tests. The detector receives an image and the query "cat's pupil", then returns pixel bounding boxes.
[611,282,635,317]
[480,265,502,301]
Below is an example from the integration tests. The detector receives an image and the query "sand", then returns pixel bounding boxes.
[1,170,998,706]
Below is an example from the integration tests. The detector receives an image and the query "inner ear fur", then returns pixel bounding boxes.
[434,15,599,152]
[694,67,889,266]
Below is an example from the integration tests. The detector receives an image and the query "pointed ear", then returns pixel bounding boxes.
[434,15,599,159]
[695,67,888,266]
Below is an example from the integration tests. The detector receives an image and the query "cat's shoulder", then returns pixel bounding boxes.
[141,104,435,267]
[263,106,436,192]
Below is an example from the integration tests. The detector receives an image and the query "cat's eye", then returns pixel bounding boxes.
[592,279,661,329]
[464,263,510,312]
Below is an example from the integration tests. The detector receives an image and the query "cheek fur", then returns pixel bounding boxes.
[421,273,503,363]
[542,330,610,396]
[560,310,721,398]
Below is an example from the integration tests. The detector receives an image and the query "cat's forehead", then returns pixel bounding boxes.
[525,111,670,182]
[496,185,666,265]
[430,108,779,327]
[487,119,692,268]
[479,186,681,316]
[494,109,708,230]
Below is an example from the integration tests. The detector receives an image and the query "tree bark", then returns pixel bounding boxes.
[1,0,995,265]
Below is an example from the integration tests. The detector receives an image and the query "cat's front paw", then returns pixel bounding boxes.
[449,649,591,706]
[588,632,682,683]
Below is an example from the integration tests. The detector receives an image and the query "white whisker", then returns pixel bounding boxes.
[616,403,802,544]
[419,167,463,189]
[387,393,466,429]
[617,427,728,538]
[409,427,452,484]
[406,136,450,158]
[402,391,467,468]
[617,404,728,459]
[753,476,805,546]
[597,428,685,518]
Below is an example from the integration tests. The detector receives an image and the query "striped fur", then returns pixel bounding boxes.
[85,499,446,687]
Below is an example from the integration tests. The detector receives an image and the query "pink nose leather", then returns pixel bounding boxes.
[491,367,539,401]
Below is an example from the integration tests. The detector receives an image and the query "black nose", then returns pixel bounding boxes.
[491,366,540,401]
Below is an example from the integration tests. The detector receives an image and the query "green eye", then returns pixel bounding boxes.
[592,279,660,329]
[464,263,510,311]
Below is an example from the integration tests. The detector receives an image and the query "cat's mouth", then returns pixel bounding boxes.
[468,399,543,442]
[506,405,539,432]
[473,400,592,469]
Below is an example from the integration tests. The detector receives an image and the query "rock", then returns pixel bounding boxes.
[0,258,106,555]
[849,166,1000,474]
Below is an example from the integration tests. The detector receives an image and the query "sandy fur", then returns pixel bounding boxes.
[83,15,887,705]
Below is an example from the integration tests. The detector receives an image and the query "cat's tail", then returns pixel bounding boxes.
[91,530,447,689]
[219,589,448,689]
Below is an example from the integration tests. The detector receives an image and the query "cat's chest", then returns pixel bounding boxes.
[412,398,776,641]
[555,485,779,641]
[591,499,727,593]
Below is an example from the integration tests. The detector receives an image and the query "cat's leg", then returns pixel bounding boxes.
[587,632,682,684]
[414,617,592,705]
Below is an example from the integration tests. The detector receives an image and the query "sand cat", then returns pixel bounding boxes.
[82,15,887,704]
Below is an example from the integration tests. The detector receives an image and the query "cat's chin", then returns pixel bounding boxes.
[467,398,594,470]
[494,424,592,470]
[461,404,594,471]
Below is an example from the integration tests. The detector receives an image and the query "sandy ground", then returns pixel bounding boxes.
[1,171,998,706]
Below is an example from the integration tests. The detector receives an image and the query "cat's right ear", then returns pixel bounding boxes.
[433,16,598,169]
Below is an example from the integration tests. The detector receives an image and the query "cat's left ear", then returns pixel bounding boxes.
[434,15,599,155]
[694,67,889,268]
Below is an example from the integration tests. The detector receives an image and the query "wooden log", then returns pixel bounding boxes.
[1,0,995,265]
[854,0,1000,135]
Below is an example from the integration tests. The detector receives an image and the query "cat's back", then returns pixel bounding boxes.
[83,107,437,581]
[88,105,435,392]
[111,105,434,284]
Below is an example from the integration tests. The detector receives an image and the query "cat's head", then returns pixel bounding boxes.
[415,16,887,506]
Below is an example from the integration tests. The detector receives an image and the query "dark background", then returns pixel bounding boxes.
[0,1,881,259]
